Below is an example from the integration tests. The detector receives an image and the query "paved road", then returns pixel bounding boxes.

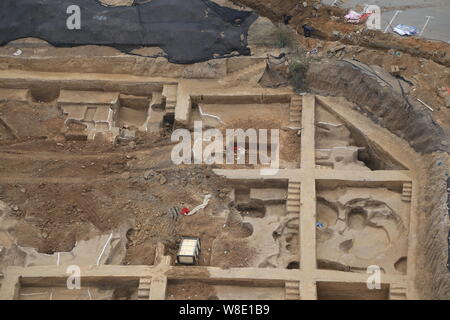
[322,0,450,43]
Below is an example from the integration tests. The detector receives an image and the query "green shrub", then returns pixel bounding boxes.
[289,48,310,92]
[268,26,310,91]
[274,29,295,49]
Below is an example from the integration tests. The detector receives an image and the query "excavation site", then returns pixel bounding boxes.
[0,0,448,303]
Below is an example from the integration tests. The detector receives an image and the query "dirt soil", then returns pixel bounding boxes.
[0,101,256,267]
[224,118,301,164]
[232,0,450,66]
[233,0,450,130]
[166,280,217,300]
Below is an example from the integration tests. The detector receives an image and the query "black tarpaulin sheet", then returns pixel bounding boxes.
[0,0,257,64]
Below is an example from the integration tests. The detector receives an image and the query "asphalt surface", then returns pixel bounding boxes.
[0,0,257,64]
[323,0,450,43]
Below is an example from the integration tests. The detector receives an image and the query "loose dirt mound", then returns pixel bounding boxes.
[232,0,450,67]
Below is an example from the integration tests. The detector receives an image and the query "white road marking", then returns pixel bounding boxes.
[419,16,434,36]
[384,10,402,33]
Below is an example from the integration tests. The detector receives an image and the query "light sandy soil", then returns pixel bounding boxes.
[0,101,257,267]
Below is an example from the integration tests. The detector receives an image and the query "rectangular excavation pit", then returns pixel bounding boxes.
[116,92,164,133]
[0,80,169,141]
[317,282,390,300]
[166,279,285,300]
[18,277,139,300]
[117,105,149,129]
[0,88,29,102]
[232,185,287,218]
[188,100,300,169]
[57,89,164,140]
[58,90,121,141]
[316,180,410,275]
[223,180,299,270]
[315,100,407,171]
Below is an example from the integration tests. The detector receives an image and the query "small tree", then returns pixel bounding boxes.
[274,28,295,49]
[289,46,310,92]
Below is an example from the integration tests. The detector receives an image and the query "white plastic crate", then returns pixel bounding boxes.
[176,237,201,265]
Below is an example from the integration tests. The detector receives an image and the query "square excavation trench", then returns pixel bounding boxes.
[189,100,301,169]
[116,95,151,129]
[227,180,300,270]
[314,102,406,171]
[316,282,390,300]
[17,278,139,300]
[11,83,165,142]
[166,280,285,300]
[316,181,410,275]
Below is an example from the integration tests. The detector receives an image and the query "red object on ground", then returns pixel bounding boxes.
[360,13,372,21]
[180,207,190,215]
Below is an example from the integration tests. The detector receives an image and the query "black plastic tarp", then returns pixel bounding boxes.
[0,0,257,64]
